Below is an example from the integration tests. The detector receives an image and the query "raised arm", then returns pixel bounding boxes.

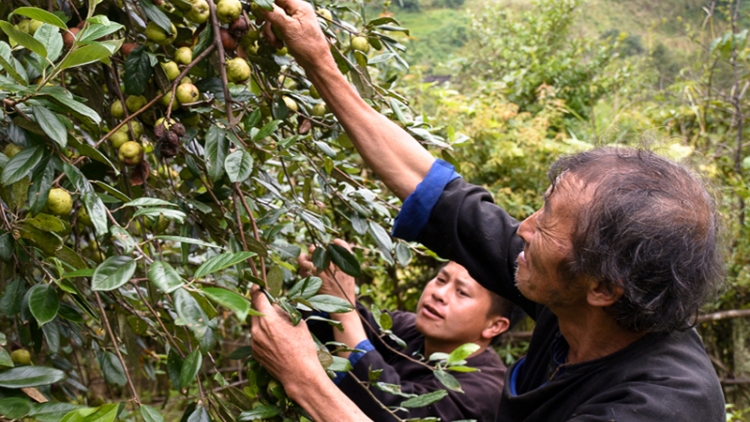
[263,0,434,200]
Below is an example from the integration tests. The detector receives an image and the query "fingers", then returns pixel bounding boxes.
[332,238,352,252]
[250,285,273,315]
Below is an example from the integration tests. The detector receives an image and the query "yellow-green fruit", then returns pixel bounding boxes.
[111,100,125,118]
[282,96,298,113]
[159,90,177,108]
[175,47,193,65]
[226,57,251,83]
[309,84,320,99]
[110,129,130,149]
[312,102,327,117]
[125,120,143,138]
[351,36,370,53]
[186,0,210,23]
[176,84,200,104]
[181,113,200,127]
[316,8,332,21]
[118,141,143,166]
[4,144,23,158]
[240,28,260,47]
[216,0,242,23]
[145,22,177,45]
[161,61,180,81]
[155,117,177,129]
[11,349,31,366]
[180,76,193,85]
[17,20,31,34]
[47,188,73,216]
[276,46,288,56]
[29,19,43,34]
[126,95,148,113]
[78,207,92,227]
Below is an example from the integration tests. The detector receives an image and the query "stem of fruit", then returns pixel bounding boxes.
[205,0,236,128]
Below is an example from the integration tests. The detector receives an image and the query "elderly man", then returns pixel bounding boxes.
[249,0,726,421]
[300,245,516,421]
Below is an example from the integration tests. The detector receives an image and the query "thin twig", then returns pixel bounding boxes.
[205,0,236,127]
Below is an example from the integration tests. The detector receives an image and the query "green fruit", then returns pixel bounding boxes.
[216,0,242,23]
[47,188,73,216]
[125,95,148,113]
[155,117,177,129]
[276,46,288,56]
[180,76,193,85]
[29,19,43,34]
[186,0,210,23]
[4,144,23,158]
[175,47,193,65]
[161,61,180,81]
[118,141,143,166]
[351,36,370,53]
[17,20,31,34]
[312,102,327,117]
[309,84,320,99]
[282,96,298,113]
[11,349,31,366]
[240,28,260,47]
[317,8,332,21]
[226,57,251,83]
[125,120,143,138]
[160,90,177,108]
[110,129,130,149]
[181,113,201,127]
[78,207,92,227]
[176,84,200,104]
[111,100,125,118]
[145,22,177,45]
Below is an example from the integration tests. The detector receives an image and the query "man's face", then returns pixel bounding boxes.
[415,262,498,347]
[515,174,590,309]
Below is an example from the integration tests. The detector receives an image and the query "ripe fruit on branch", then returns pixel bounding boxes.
[4,144,22,158]
[121,42,137,56]
[283,96,298,113]
[11,349,31,366]
[63,28,79,50]
[161,61,181,81]
[351,36,370,53]
[47,188,73,216]
[309,84,320,99]
[29,20,43,35]
[145,22,177,45]
[111,100,125,118]
[110,129,129,149]
[159,90,177,108]
[317,8,333,22]
[229,16,249,39]
[176,84,200,105]
[17,20,31,34]
[226,57,251,83]
[126,95,148,113]
[118,141,143,166]
[216,0,242,24]
[186,0,210,24]
[312,102,327,117]
[220,28,238,51]
[175,47,193,65]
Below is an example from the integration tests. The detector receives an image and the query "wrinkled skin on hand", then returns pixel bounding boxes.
[298,239,357,305]
[262,0,334,70]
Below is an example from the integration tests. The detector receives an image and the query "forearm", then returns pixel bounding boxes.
[287,368,373,422]
[331,311,368,358]
[304,59,434,200]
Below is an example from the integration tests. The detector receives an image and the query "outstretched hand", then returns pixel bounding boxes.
[262,0,333,70]
[298,239,357,306]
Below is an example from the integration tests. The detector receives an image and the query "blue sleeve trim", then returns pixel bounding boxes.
[333,339,375,385]
[391,159,461,241]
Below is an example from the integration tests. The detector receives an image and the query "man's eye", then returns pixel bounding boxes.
[457,290,467,297]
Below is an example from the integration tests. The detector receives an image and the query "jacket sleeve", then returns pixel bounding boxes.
[337,351,503,422]
[392,160,537,318]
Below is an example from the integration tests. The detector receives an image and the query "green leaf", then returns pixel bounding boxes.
[327,243,362,278]
[59,42,112,70]
[166,349,183,389]
[287,276,322,299]
[193,252,253,279]
[33,24,63,63]
[395,243,412,267]
[266,265,283,297]
[239,405,281,421]
[32,106,67,148]
[0,366,65,388]
[140,0,174,35]
[140,405,165,422]
[434,368,463,393]
[179,349,202,389]
[0,231,13,262]
[27,284,58,326]
[123,197,176,208]
[68,138,119,175]
[0,279,25,316]
[82,191,108,237]
[202,287,262,321]
[61,268,95,279]
[42,322,60,354]
[148,261,183,293]
[123,46,153,96]
[187,406,210,422]
[306,294,354,313]
[91,256,136,291]
[153,235,224,250]
[1,146,43,186]
[173,289,210,339]
[0,348,14,368]
[224,150,254,183]
[98,351,126,387]
[28,403,81,422]
[401,389,448,408]
[0,21,47,57]
[205,125,228,182]
[10,8,68,30]
[132,207,186,222]
[28,158,54,215]
[110,226,135,254]
[227,346,253,360]
[252,120,281,141]
[39,86,101,125]
[77,22,124,44]
[0,397,32,419]
[60,403,119,422]
[447,343,480,365]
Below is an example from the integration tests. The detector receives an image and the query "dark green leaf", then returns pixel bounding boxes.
[0,366,65,388]
[0,21,47,57]
[27,284,58,326]
[1,146,43,186]
[0,348,13,368]
[252,120,281,141]
[227,346,253,360]
[205,125,228,182]
[312,247,330,272]
[252,0,274,10]
[0,397,31,419]
[59,42,112,70]
[287,276,322,299]
[67,137,119,175]
[83,191,108,237]
[98,351,126,387]
[173,289,209,339]
[0,279,25,316]
[306,294,354,313]
[123,46,153,96]
[0,231,14,262]
[148,261,183,293]
[28,158,53,215]
[380,312,393,331]
[140,405,165,422]
[33,24,63,63]
[167,349,183,389]
[193,252,253,279]
[179,349,201,389]
[91,256,136,291]
[192,25,213,57]
[39,86,101,125]
[28,403,81,422]
[401,389,448,408]
[42,321,59,354]
[327,243,362,277]
[123,197,176,208]
[395,243,412,267]
[238,405,281,421]
[187,406,210,422]
[32,106,67,148]
[10,8,67,30]
[434,368,463,393]
[224,150,254,183]
[140,0,174,35]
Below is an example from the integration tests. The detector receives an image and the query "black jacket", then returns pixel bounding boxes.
[400,176,725,422]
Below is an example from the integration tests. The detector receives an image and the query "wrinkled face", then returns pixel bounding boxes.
[515,174,590,309]
[415,262,496,347]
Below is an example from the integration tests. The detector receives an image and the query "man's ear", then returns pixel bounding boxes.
[481,316,510,341]
[587,279,623,308]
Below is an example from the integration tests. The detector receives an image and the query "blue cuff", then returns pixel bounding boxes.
[333,339,375,384]
[392,159,461,241]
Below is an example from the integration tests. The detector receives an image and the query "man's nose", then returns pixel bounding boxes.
[431,283,448,303]
[517,209,541,243]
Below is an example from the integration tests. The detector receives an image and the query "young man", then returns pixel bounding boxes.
[299,244,516,422]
